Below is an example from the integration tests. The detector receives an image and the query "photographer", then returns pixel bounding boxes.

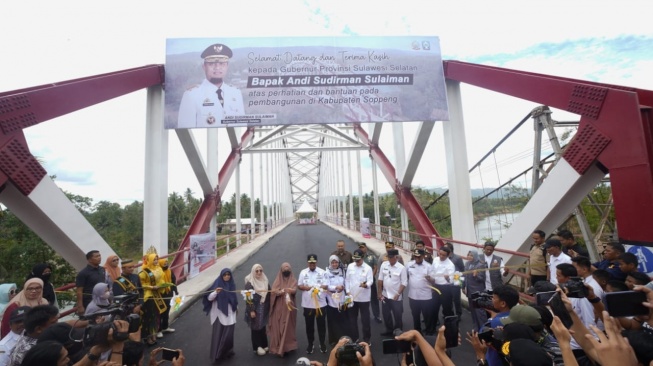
[555,264,596,365]
[480,285,519,366]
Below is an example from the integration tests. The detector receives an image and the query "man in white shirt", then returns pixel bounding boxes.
[428,247,456,326]
[406,249,434,333]
[0,307,28,366]
[297,254,328,354]
[545,239,572,285]
[345,249,373,344]
[377,249,407,336]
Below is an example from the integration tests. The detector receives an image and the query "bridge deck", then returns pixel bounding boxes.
[160,222,477,365]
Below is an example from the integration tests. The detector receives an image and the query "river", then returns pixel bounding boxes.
[474,211,519,244]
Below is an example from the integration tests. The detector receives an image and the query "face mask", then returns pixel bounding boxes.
[41,274,51,281]
[282,271,291,277]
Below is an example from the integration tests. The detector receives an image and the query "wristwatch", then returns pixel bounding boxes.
[588,296,601,304]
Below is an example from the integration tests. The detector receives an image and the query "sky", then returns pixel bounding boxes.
[1,0,652,208]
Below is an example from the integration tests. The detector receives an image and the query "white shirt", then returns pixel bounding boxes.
[345,262,373,302]
[431,258,455,285]
[207,291,237,326]
[378,261,408,300]
[569,296,598,349]
[406,260,434,300]
[324,267,346,308]
[549,252,572,285]
[298,267,328,308]
[484,254,504,291]
[0,331,21,366]
[177,79,245,128]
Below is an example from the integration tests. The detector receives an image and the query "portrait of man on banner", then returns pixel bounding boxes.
[177,43,245,129]
[189,232,217,278]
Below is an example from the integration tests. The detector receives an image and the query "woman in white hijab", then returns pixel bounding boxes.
[244,264,271,356]
[324,255,349,346]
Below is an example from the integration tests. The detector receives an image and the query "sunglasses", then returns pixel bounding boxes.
[255,269,263,273]
[9,289,17,295]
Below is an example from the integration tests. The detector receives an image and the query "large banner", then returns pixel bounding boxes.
[189,232,216,278]
[165,36,448,129]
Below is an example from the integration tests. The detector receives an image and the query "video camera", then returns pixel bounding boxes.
[469,290,496,311]
[80,292,140,346]
[560,277,588,298]
[477,326,506,353]
[336,339,365,366]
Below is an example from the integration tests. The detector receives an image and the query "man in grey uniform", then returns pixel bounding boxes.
[177,43,245,128]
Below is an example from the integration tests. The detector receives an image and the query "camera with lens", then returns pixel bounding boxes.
[478,326,505,351]
[80,292,141,346]
[470,290,496,311]
[560,276,588,298]
[336,341,365,366]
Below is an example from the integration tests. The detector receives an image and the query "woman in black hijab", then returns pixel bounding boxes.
[27,263,57,306]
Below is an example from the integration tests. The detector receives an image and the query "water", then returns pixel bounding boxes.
[474,211,519,243]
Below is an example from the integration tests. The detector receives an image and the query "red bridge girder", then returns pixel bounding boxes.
[444,61,653,246]
[353,124,443,248]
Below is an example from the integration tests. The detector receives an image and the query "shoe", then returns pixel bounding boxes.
[320,344,328,353]
[162,328,175,333]
[306,344,314,354]
[156,332,163,339]
[374,317,383,323]
[380,331,393,337]
[264,347,269,352]
[257,347,266,356]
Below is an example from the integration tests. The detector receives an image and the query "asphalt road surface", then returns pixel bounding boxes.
[154,222,477,365]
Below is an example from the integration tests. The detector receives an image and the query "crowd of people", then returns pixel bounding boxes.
[2,231,653,366]
[0,249,184,366]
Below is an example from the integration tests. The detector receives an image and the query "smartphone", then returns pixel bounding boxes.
[548,292,573,328]
[477,329,493,344]
[605,291,648,317]
[535,291,557,306]
[444,315,459,348]
[382,339,412,354]
[161,348,180,361]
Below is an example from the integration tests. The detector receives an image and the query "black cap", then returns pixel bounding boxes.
[352,250,363,260]
[387,249,399,257]
[201,43,233,61]
[307,254,317,263]
[121,259,134,265]
[10,306,30,323]
[543,239,562,249]
[413,249,424,257]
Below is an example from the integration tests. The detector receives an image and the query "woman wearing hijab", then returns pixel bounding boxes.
[26,264,57,306]
[203,268,238,362]
[464,250,489,331]
[158,258,177,336]
[244,264,271,356]
[138,253,167,346]
[103,255,122,287]
[0,283,17,324]
[324,255,349,346]
[0,278,49,338]
[84,282,111,318]
[267,262,298,357]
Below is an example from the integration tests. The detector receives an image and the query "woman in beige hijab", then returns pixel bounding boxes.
[1,278,49,338]
[244,263,271,356]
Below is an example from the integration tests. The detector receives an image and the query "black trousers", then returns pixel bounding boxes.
[409,298,432,333]
[326,306,350,346]
[304,307,327,346]
[425,285,453,334]
[250,327,268,351]
[531,275,547,285]
[370,281,380,318]
[382,298,403,332]
[349,301,371,341]
[451,285,462,319]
